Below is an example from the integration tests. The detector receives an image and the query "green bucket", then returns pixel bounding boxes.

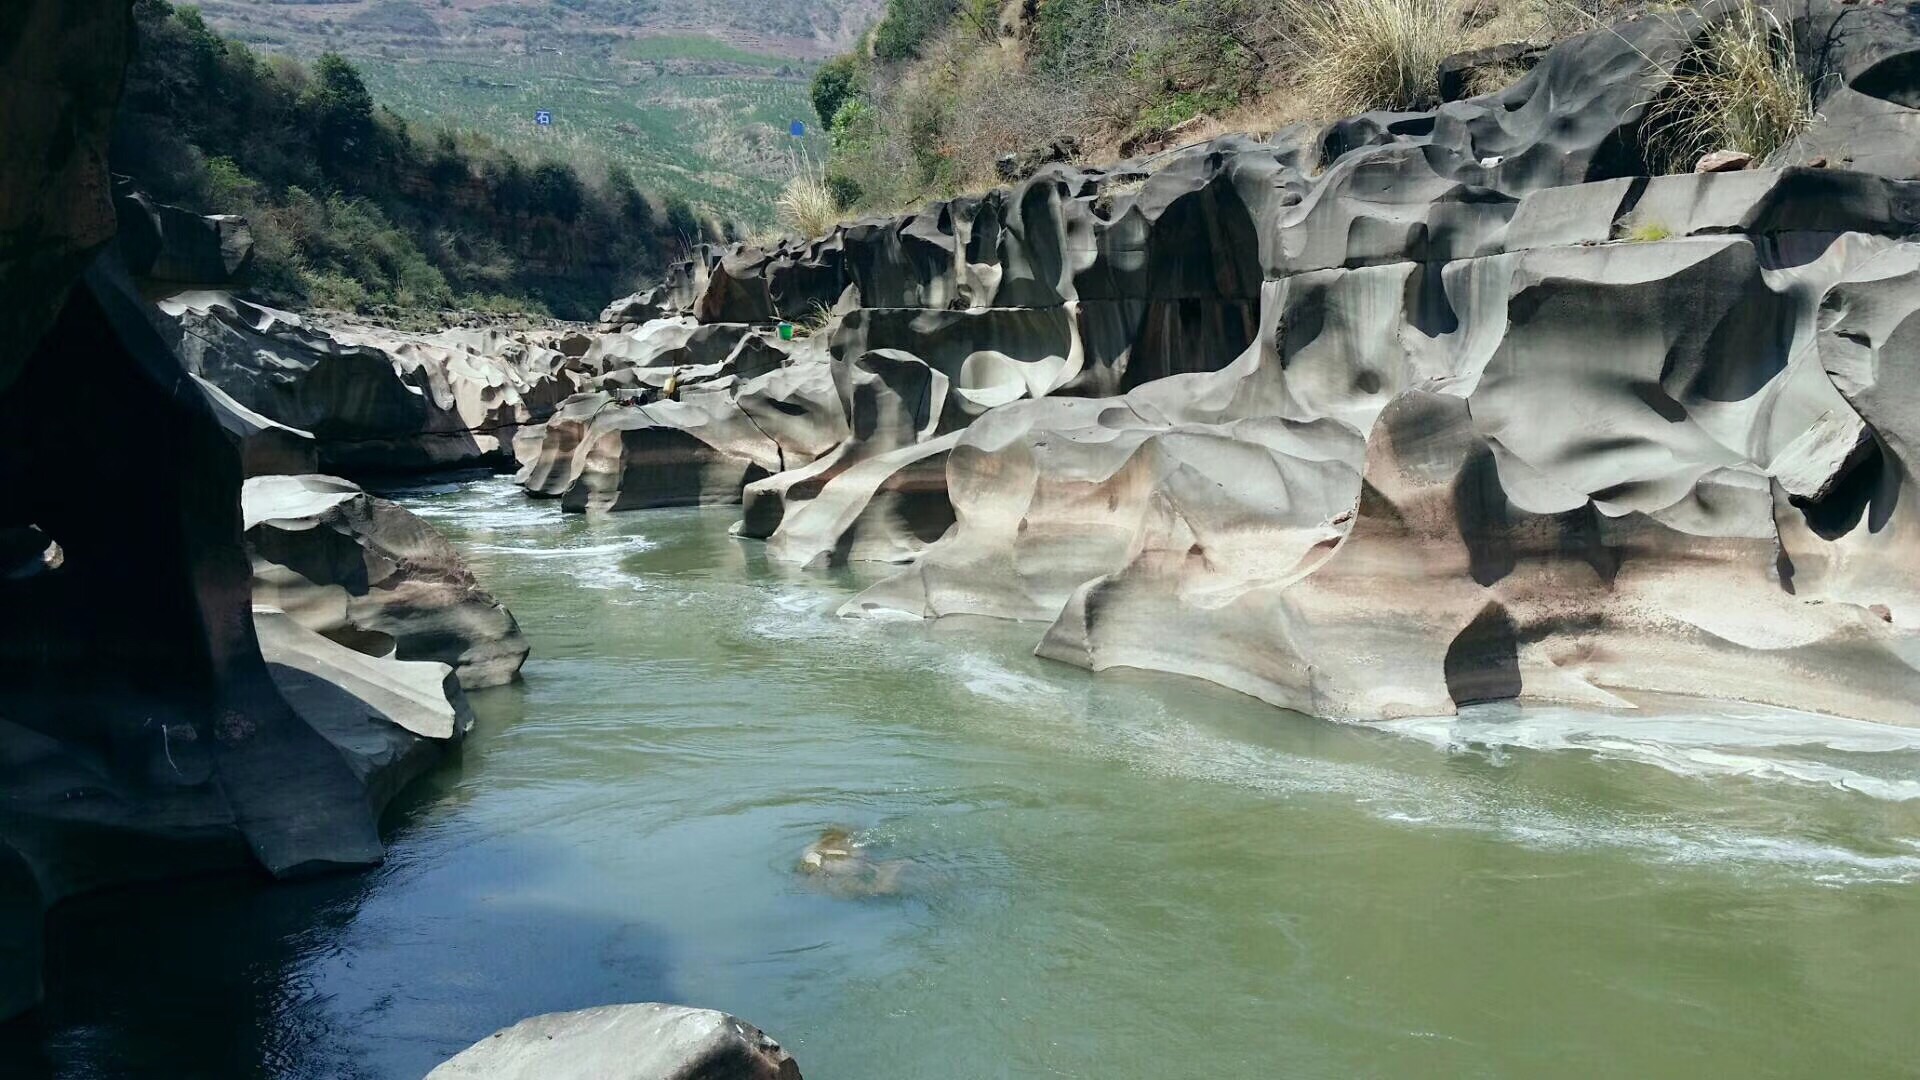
[777,322,795,341]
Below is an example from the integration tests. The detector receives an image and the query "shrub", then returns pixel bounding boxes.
[873,0,960,62]
[529,160,585,222]
[1285,0,1465,114]
[1641,3,1816,174]
[775,160,840,239]
[663,195,702,243]
[810,55,865,129]
[825,171,863,210]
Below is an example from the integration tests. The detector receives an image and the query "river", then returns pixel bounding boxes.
[12,476,1920,1078]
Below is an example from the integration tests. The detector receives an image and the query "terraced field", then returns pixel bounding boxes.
[196,0,873,226]
[358,48,826,225]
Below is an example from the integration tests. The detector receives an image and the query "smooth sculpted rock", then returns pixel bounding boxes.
[579,0,1920,733]
[158,292,574,474]
[254,609,474,813]
[245,474,530,689]
[430,1004,802,1080]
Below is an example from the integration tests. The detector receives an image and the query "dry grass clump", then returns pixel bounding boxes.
[775,158,841,240]
[1285,0,1468,114]
[1641,3,1816,173]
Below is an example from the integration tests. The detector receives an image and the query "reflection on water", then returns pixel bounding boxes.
[9,476,1920,1078]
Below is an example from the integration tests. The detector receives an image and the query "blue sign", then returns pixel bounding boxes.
[788,119,806,138]
[535,110,553,127]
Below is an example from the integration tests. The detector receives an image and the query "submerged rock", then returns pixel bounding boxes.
[798,827,906,897]
[429,1003,802,1080]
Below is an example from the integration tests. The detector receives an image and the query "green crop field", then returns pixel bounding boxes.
[194,1,873,229]
[616,35,794,68]
[358,49,824,227]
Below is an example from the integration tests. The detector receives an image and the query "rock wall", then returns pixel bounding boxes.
[0,2,518,1020]
[159,290,581,476]
[560,0,1920,730]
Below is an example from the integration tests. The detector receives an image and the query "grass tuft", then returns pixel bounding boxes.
[1286,0,1466,114]
[1641,3,1816,174]
[775,157,842,240]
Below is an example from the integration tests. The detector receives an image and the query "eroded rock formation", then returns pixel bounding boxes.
[159,291,580,475]
[550,0,1920,730]
[246,474,530,689]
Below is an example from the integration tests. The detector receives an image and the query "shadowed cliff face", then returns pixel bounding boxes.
[0,0,132,392]
[0,0,499,1023]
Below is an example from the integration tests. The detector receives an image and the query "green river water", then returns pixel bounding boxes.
[11,476,1920,1078]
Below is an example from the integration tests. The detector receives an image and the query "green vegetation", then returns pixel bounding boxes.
[616,35,794,68]
[1623,220,1675,242]
[814,0,1627,216]
[1288,0,1466,114]
[1641,2,1816,174]
[115,0,713,319]
[192,0,862,228]
[354,54,820,229]
[872,0,959,61]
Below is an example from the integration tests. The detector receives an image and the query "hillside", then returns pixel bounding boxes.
[113,1,731,321]
[192,0,885,226]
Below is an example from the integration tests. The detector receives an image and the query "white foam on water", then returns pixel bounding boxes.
[947,654,1072,705]
[469,536,656,560]
[567,559,654,596]
[397,477,559,531]
[1000,687,1920,884]
[746,588,838,641]
[1375,707,1920,802]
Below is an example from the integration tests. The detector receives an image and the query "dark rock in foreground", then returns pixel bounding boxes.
[429,1004,802,1080]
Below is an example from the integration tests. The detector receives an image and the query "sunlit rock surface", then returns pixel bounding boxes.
[564,0,1920,729]
[156,291,580,474]
[429,1004,802,1080]
[245,474,530,689]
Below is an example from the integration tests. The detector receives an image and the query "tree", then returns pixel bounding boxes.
[810,55,864,128]
[663,195,700,243]
[872,0,960,62]
[529,161,584,222]
[303,52,374,165]
[606,165,653,229]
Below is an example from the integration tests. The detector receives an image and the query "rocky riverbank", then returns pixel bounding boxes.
[151,0,1920,733]
[9,0,1920,1064]
[468,0,1920,729]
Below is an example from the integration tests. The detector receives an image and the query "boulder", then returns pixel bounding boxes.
[1695,149,1755,173]
[115,180,255,286]
[244,474,530,689]
[429,1004,801,1080]
[255,610,473,813]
